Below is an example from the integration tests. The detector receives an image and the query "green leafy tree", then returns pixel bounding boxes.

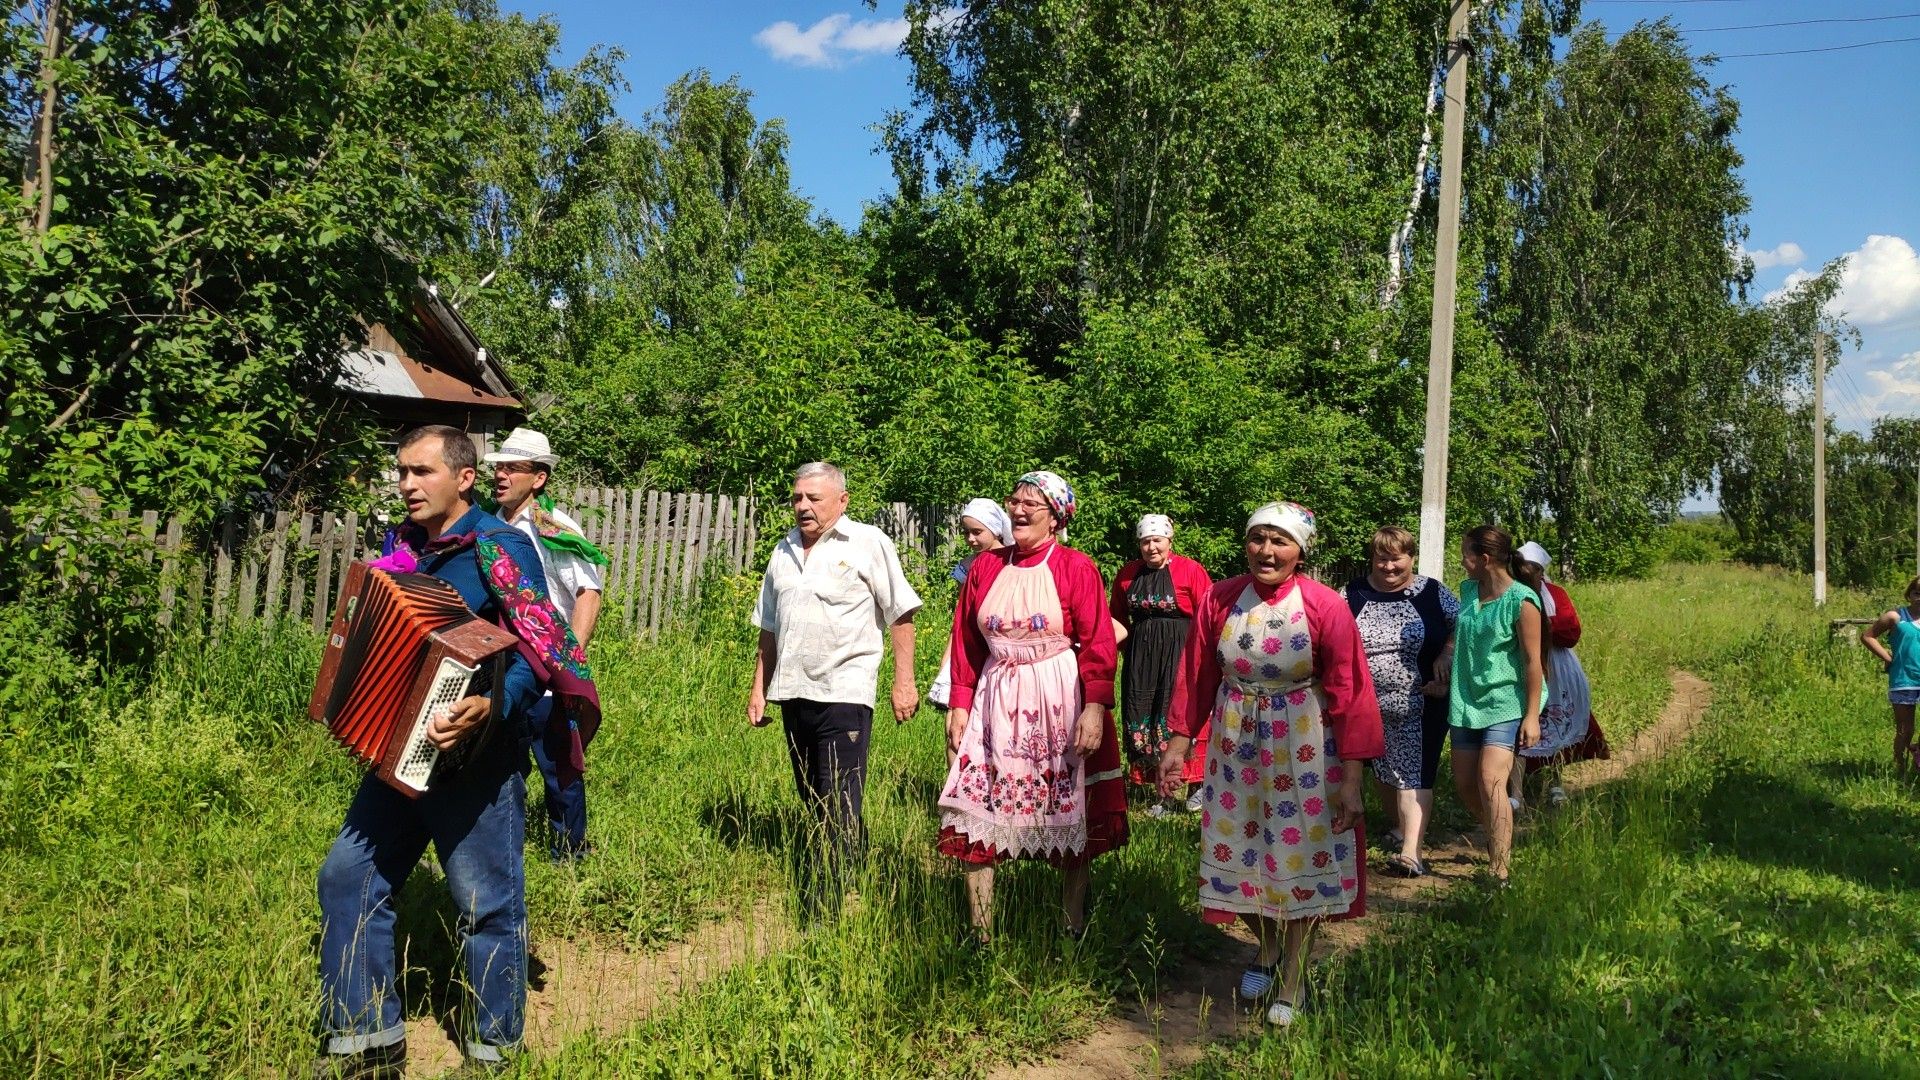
[1472,21,1755,577]
[2,0,485,520]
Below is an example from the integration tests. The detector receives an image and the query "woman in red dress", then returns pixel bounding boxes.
[938,471,1127,942]
[1110,514,1213,813]
[1160,502,1382,1026]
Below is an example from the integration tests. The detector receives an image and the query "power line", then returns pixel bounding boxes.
[1596,34,1920,61]
[1687,12,1920,33]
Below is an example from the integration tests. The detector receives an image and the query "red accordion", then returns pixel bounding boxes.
[309,562,520,796]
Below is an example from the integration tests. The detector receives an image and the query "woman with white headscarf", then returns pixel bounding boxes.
[1508,541,1609,809]
[929,498,1015,709]
[1110,514,1213,813]
[1160,502,1382,1027]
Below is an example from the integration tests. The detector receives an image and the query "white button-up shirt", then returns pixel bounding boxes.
[752,517,922,707]
[506,503,605,624]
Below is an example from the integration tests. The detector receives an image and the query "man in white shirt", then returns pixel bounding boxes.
[749,461,921,918]
[486,427,606,860]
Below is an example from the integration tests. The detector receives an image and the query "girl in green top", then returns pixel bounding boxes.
[1860,576,1920,776]
[1445,525,1546,887]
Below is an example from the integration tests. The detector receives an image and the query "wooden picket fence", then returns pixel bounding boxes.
[126,490,949,635]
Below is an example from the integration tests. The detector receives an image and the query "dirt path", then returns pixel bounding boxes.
[995,669,1714,1079]
[404,908,790,1076]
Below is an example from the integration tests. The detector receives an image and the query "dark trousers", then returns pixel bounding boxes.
[780,699,873,918]
[529,694,588,858]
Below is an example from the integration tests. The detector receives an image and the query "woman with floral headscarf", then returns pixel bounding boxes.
[939,471,1126,942]
[1160,502,1382,1027]
[1111,514,1214,813]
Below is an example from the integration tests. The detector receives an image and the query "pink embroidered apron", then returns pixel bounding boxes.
[938,545,1088,860]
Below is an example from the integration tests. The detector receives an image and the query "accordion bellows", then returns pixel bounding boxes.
[310,562,520,797]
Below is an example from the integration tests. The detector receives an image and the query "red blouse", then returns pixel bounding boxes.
[947,541,1118,711]
[1109,553,1214,626]
[1168,573,1384,762]
[1544,582,1581,649]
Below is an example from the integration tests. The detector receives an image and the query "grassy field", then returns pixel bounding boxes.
[1,562,1915,1077]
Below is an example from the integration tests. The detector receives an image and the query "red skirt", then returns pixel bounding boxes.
[938,705,1131,867]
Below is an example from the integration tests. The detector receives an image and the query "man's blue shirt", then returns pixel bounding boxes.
[417,503,546,728]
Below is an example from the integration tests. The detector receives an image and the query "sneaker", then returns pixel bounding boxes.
[1238,962,1280,1003]
[1184,789,1204,813]
[1508,796,1522,812]
[1266,998,1299,1027]
[311,1042,405,1080]
[1548,785,1569,807]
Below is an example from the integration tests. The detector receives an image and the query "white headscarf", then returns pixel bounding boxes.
[1136,514,1174,540]
[1246,501,1316,556]
[960,497,1014,547]
[1518,540,1556,615]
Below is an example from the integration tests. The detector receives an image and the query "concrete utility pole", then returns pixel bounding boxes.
[1417,0,1473,580]
[1813,332,1827,607]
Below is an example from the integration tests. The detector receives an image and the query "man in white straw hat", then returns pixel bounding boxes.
[485,426,607,860]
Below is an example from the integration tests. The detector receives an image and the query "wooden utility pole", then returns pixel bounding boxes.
[1813,332,1827,607]
[1417,0,1473,580]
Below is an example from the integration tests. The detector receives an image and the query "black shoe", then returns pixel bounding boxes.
[310,1041,405,1080]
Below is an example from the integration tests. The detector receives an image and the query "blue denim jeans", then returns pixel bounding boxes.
[316,760,528,1062]
[529,693,588,858]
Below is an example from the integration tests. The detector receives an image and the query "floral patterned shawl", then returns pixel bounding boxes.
[372,521,602,788]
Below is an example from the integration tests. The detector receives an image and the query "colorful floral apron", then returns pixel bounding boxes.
[1198,581,1361,922]
[1521,644,1592,760]
[938,545,1089,861]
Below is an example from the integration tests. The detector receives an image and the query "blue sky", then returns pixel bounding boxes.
[508,1,1920,446]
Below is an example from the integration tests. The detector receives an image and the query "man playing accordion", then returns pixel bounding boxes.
[313,424,599,1079]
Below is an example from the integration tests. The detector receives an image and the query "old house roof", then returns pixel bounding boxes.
[337,283,524,413]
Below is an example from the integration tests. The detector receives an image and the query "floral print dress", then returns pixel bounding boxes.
[938,544,1090,862]
[1194,580,1372,922]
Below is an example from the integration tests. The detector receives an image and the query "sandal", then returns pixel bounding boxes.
[1238,962,1281,1003]
[1382,852,1428,878]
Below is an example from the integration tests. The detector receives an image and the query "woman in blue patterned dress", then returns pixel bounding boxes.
[1340,526,1458,877]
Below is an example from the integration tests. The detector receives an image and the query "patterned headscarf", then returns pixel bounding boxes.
[1136,514,1174,540]
[1246,501,1316,556]
[959,497,1015,547]
[1014,470,1077,529]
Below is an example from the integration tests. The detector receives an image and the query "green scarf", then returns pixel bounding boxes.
[479,492,611,566]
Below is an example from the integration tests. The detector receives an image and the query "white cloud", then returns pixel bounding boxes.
[1768,234,1920,328]
[1742,241,1804,271]
[754,12,910,67]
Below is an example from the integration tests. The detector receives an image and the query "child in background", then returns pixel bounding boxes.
[1861,576,1920,776]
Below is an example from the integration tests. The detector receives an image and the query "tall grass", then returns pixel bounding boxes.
[2,563,1912,1076]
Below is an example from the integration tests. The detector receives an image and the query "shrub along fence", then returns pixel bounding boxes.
[111,491,950,637]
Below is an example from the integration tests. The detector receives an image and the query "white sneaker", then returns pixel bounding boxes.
[1185,789,1204,813]
[1509,796,1522,812]
[1548,785,1568,807]
[1266,999,1298,1027]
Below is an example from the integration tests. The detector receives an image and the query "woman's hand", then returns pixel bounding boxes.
[1518,714,1542,750]
[1330,763,1365,833]
[1072,703,1106,757]
[947,707,970,754]
[1158,736,1193,799]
